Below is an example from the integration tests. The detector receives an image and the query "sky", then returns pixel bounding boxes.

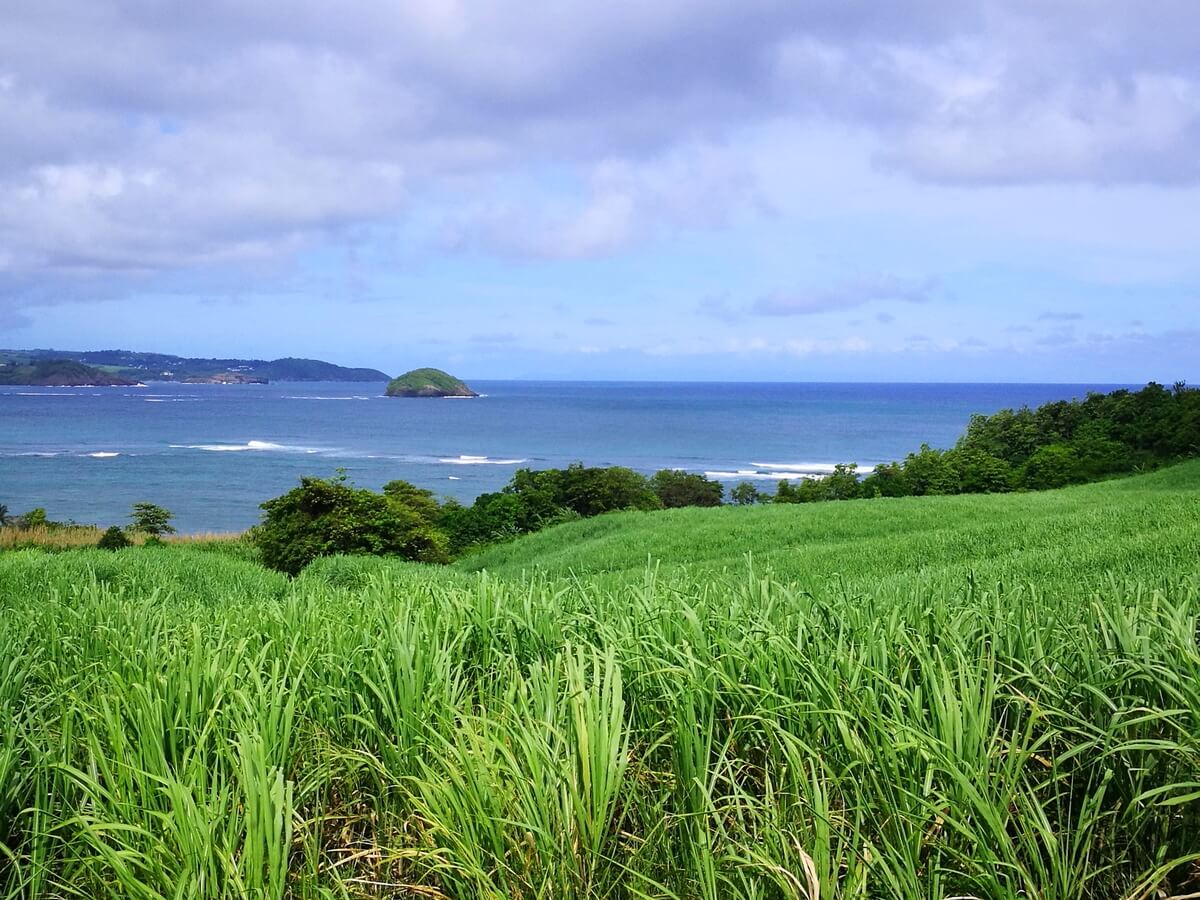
[0,1,1198,382]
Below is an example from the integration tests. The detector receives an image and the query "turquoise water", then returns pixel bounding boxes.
[0,380,1127,532]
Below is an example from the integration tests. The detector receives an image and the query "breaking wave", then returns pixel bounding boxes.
[170,440,328,454]
[438,455,528,465]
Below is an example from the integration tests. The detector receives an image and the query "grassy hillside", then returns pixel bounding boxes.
[458,460,1200,591]
[1,465,1198,898]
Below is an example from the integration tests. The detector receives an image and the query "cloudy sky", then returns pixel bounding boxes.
[1,1,1198,381]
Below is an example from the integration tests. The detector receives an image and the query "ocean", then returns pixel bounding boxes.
[0,381,1128,532]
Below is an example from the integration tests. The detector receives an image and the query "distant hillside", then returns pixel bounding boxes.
[0,349,389,383]
[0,359,137,387]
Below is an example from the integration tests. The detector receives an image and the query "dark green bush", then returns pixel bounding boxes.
[650,469,723,508]
[97,526,131,550]
[254,475,449,575]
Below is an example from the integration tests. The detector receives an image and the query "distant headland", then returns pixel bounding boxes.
[0,349,390,384]
[0,359,138,387]
[385,368,479,398]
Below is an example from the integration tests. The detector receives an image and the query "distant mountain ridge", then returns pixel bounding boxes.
[0,349,390,383]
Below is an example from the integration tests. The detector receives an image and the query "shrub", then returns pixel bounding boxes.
[954,449,1015,493]
[439,493,524,555]
[559,464,661,517]
[97,525,131,550]
[730,481,763,505]
[16,508,48,530]
[1023,444,1083,490]
[254,475,449,575]
[650,469,724,508]
[860,462,909,498]
[382,480,442,527]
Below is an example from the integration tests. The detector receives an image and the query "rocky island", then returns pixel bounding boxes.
[183,372,268,384]
[0,359,137,387]
[385,367,478,398]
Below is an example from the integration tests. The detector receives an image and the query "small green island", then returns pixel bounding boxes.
[385,367,478,398]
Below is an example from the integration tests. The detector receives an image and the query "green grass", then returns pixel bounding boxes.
[457,460,1200,593]
[1,464,1198,898]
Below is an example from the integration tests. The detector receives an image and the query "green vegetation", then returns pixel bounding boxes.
[730,480,764,505]
[774,382,1200,504]
[0,359,135,386]
[459,460,1200,587]
[253,473,448,574]
[129,502,176,536]
[252,464,695,569]
[96,525,131,550]
[649,469,724,508]
[1,463,1198,897]
[385,366,478,397]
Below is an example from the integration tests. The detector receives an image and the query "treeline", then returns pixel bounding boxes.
[253,465,724,574]
[251,382,1199,573]
[775,381,1199,503]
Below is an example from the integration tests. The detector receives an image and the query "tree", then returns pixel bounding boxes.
[649,469,724,508]
[1022,444,1083,490]
[130,502,176,535]
[502,468,569,531]
[859,462,909,498]
[953,449,1014,493]
[773,479,800,503]
[382,479,441,527]
[957,408,1040,465]
[254,475,449,575]
[0,504,9,527]
[97,525,132,550]
[16,508,48,530]
[901,445,961,496]
[823,463,863,500]
[730,481,762,505]
[559,464,660,517]
[438,492,530,554]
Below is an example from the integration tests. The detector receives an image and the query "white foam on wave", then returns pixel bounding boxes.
[706,470,819,481]
[448,475,461,480]
[751,461,877,475]
[14,391,79,397]
[170,440,328,454]
[438,454,527,465]
[752,462,836,473]
[88,451,120,458]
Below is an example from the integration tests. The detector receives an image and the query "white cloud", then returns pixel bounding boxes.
[1,0,1199,311]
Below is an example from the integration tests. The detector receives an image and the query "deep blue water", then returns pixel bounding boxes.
[0,381,1129,532]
